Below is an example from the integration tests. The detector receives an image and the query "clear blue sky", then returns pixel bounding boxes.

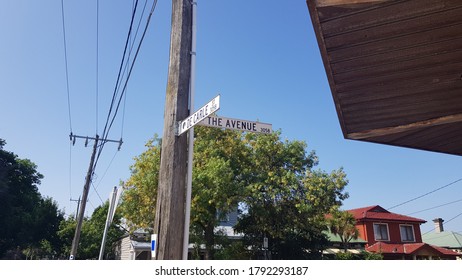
[1,0,461,234]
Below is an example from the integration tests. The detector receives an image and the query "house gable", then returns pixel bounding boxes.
[347,205,425,244]
[346,205,461,260]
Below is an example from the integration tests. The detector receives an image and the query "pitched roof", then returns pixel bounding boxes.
[367,242,461,257]
[423,231,462,249]
[346,205,426,223]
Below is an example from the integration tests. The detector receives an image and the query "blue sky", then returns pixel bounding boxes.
[1,0,461,234]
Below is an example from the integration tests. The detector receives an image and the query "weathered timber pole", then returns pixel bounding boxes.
[153,0,192,260]
[70,135,99,260]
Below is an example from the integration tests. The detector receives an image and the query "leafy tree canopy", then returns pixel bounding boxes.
[0,138,64,259]
[58,201,125,260]
[118,128,349,260]
[235,132,349,259]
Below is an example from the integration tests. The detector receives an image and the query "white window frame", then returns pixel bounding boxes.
[399,224,416,242]
[373,223,390,241]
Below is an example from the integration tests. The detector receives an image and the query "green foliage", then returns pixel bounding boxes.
[235,131,349,259]
[335,251,355,260]
[334,251,383,260]
[361,251,383,260]
[119,136,161,232]
[118,129,349,260]
[328,210,359,252]
[0,139,64,259]
[58,202,125,260]
[191,126,251,259]
[214,240,251,260]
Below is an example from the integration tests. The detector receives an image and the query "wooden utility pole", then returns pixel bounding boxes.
[153,0,192,260]
[69,135,99,260]
[68,133,122,259]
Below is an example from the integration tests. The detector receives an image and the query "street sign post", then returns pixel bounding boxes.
[177,95,220,136]
[199,115,272,134]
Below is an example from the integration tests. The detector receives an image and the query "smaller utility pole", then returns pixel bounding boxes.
[70,197,81,220]
[68,134,123,260]
[69,134,99,260]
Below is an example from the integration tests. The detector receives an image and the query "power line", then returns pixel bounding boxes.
[407,198,462,215]
[104,0,158,139]
[61,0,72,133]
[422,211,462,235]
[91,181,104,204]
[387,177,462,211]
[116,0,148,100]
[99,0,139,145]
[94,149,119,194]
[96,0,100,134]
[119,0,149,139]
[95,0,140,169]
[95,0,158,169]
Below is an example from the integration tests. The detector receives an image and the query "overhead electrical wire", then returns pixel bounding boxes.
[61,0,75,206]
[356,177,462,222]
[61,0,73,134]
[406,198,462,215]
[88,0,147,208]
[96,0,100,134]
[104,0,158,137]
[94,0,158,170]
[63,0,158,211]
[120,0,149,139]
[422,211,462,235]
[94,0,140,170]
[99,0,139,145]
[91,181,104,204]
[387,177,462,211]
[116,0,148,102]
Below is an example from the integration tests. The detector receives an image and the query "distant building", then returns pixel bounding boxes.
[345,205,461,260]
[114,210,243,260]
[422,218,462,259]
[114,230,151,260]
[323,231,367,257]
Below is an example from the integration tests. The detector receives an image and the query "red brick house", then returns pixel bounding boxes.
[346,205,461,260]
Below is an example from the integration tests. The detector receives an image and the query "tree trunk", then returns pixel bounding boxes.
[204,223,215,260]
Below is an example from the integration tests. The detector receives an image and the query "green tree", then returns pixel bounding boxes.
[190,127,251,259]
[0,139,64,259]
[118,129,349,260]
[328,210,359,252]
[119,128,252,259]
[58,202,124,260]
[235,132,349,259]
[119,136,161,231]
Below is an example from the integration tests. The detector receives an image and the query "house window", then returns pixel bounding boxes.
[400,225,415,242]
[373,223,389,241]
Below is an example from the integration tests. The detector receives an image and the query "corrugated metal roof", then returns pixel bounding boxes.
[423,231,462,249]
[325,231,367,243]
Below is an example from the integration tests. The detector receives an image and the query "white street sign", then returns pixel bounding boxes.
[199,115,272,134]
[177,95,220,136]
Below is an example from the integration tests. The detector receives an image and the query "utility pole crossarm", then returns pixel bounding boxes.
[68,132,123,260]
[69,135,99,260]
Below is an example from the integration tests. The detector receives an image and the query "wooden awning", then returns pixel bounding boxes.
[306,0,462,156]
